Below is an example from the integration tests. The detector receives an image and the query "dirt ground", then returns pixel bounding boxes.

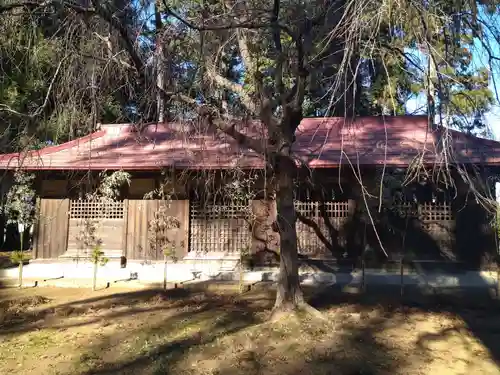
[0,283,500,375]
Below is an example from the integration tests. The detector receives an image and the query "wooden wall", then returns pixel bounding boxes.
[34,199,70,259]
[65,199,126,258]
[34,198,189,261]
[41,180,68,198]
[125,200,189,260]
[128,178,156,198]
[66,218,126,258]
[33,192,494,272]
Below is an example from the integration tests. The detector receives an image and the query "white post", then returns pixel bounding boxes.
[18,222,25,288]
[495,182,500,298]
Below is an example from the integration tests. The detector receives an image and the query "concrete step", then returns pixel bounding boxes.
[59,250,123,259]
[0,277,148,289]
[1,261,498,289]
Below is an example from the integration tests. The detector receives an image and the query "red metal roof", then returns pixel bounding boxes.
[0,116,499,170]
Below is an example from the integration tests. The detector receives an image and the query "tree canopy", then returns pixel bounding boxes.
[0,1,498,143]
[1,0,499,311]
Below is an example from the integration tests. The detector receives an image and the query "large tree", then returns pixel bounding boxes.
[1,0,499,313]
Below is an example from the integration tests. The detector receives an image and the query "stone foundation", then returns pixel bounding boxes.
[0,258,498,289]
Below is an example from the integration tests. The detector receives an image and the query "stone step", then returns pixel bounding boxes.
[59,250,123,259]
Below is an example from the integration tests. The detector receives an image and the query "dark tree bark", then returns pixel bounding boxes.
[270,105,309,313]
[274,155,305,310]
[312,0,359,117]
[155,0,166,123]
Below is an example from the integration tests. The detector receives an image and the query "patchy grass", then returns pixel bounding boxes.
[0,284,499,375]
[0,251,32,269]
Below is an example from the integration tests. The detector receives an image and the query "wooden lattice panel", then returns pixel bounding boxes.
[294,200,352,258]
[295,201,352,218]
[419,202,454,255]
[189,202,250,253]
[392,202,452,221]
[69,199,125,219]
[419,202,452,222]
[392,202,415,217]
[65,199,125,258]
[391,201,454,257]
[190,202,249,220]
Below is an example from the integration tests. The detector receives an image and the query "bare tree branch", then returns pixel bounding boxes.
[167,93,267,156]
[205,64,260,115]
[0,0,96,14]
[236,29,254,74]
[89,0,145,79]
[160,0,299,44]
[296,212,337,254]
[272,0,284,100]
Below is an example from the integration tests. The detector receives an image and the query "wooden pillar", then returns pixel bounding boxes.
[122,199,129,257]
[33,197,41,259]
[180,199,189,257]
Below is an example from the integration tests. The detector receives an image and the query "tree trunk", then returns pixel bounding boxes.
[315,0,358,117]
[273,157,305,311]
[155,0,165,123]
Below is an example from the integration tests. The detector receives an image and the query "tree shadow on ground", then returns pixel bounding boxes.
[0,285,275,336]
[77,308,262,375]
[3,283,500,374]
[69,286,417,375]
[309,282,500,367]
[211,312,415,375]
[61,286,275,375]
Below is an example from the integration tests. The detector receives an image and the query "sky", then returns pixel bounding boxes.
[406,8,500,139]
[473,11,500,140]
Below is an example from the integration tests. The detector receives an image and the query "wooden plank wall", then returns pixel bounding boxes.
[66,219,125,258]
[34,199,70,259]
[125,200,189,260]
[63,199,126,258]
[33,197,460,264]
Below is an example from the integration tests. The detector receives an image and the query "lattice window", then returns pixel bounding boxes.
[390,201,454,255]
[391,201,453,221]
[294,201,352,218]
[69,199,125,219]
[295,200,352,257]
[391,202,417,218]
[419,202,453,222]
[190,202,249,220]
[189,201,250,253]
